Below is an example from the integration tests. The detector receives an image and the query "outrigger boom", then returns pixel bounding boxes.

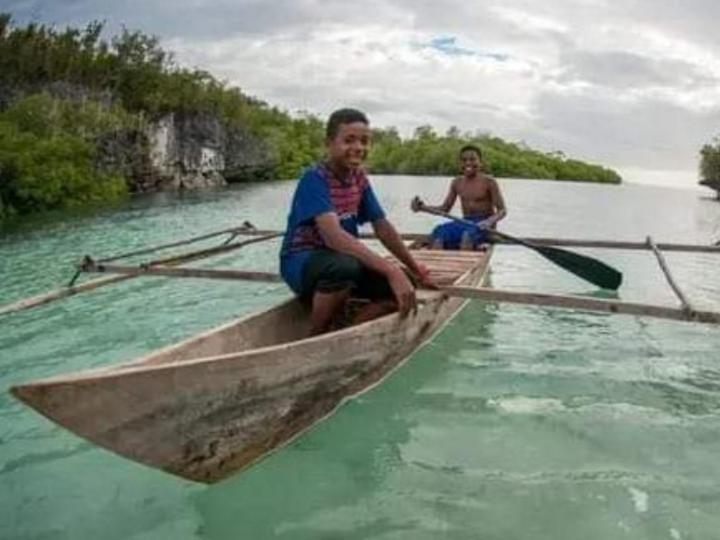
[1,223,718,325]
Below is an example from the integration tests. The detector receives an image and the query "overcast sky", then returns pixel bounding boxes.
[5,0,720,189]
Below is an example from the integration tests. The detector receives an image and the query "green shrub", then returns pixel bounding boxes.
[0,103,128,216]
[700,138,720,184]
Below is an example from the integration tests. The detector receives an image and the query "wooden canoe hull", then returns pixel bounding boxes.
[11,249,491,483]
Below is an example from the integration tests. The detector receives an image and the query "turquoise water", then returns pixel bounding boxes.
[2,177,720,539]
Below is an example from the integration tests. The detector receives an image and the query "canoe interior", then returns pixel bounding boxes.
[11,248,492,483]
[108,249,492,371]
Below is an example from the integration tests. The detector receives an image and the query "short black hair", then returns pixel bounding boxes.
[326,108,369,139]
[459,144,483,158]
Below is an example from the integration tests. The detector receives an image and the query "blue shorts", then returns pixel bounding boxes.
[431,215,490,250]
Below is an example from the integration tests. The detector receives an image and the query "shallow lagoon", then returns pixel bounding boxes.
[1,176,719,539]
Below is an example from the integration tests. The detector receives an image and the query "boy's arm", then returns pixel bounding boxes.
[411,179,458,213]
[315,213,418,316]
[480,177,507,228]
[372,218,436,288]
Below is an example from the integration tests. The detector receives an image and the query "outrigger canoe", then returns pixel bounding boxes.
[11,247,492,483]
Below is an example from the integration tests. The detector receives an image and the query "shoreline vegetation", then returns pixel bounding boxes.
[0,15,621,222]
[700,137,720,199]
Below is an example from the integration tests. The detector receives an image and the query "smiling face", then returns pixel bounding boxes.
[459,149,482,177]
[326,121,371,174]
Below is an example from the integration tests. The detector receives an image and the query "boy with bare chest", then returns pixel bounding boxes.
[412,145,507,249]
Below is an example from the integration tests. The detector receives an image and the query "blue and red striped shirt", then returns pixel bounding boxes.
[280,163,385,293]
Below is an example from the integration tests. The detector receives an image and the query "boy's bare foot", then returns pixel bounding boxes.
[353,299,397,324]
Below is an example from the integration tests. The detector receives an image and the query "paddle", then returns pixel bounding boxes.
[416,205,623,290]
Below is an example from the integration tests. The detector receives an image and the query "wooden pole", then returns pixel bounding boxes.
[0,233,283,317]
[97,224,258,263]
[164,227,427,243]
[0,275,137,317]
[141,232,282,266]
[441,286,720,326]
[84,263,282,283]
[4,223,718,318]
[8,268,720,329]
[129,226,720,254]
[233,229,720,253]
[646,236,694,312]
[515,237,720,254]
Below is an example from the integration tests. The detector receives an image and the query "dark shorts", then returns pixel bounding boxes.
[299,249,394,302]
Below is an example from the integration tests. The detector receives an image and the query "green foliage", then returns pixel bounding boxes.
[255,112,328,178]
[700,137,720,186]
[368,132,621,183]
[2,92,142,137]
[0,95,129,216]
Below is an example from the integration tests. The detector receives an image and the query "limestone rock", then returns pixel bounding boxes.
[97,111,274,192]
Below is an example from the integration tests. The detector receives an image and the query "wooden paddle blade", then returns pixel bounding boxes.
[534,245,623,290]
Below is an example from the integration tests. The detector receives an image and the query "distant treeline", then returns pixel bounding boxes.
[369,125,621,182]
[0,15,620,220]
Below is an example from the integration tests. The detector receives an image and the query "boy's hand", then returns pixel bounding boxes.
[415,262,438,290]
[387,265,417,317]
[410,196,424,212]
[477,218,494,230]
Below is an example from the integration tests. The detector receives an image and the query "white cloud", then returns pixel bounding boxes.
[490,6,569,34]
[167,24,541,137]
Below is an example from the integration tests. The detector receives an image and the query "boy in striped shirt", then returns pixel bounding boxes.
[280,108,434,335]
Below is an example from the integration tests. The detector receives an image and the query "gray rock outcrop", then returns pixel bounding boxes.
[100,111,274,192]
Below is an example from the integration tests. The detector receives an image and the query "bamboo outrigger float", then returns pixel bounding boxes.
[6,220,720,483]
